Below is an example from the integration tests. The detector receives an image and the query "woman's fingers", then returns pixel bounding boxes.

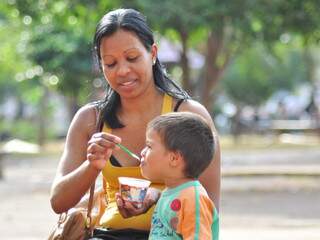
[87,142,108,154]
[86,133,121,171]
[90,132,121,145]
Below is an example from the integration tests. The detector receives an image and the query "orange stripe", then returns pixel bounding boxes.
[176,187,196,238]
[198,195,214,239]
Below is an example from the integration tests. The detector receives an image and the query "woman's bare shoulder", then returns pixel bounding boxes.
[178,99,214,126]
[68,103,98,139]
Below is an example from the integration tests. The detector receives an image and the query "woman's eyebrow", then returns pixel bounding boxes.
[101,47,139,59]
[101,54,114,59]
[124,47,139,53]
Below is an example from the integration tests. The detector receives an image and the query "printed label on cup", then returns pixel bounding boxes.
[118,177,151,208]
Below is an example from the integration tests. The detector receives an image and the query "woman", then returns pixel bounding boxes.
[50,8,220,239]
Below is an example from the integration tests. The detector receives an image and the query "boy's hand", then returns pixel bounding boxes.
[116,187,161,218]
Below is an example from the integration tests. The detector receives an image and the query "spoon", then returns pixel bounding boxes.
[116,143,140,161]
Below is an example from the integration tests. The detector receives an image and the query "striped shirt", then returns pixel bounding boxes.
[149,180,219,239]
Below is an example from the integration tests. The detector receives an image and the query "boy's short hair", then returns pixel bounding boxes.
[147,112,215,178]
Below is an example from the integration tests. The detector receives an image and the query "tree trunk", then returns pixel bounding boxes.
[231,106,242,143]
[14,96,24,120]
[202,30,222,111]
[67,95,79,123]
[37,86,49,146]
[179,31,192,95]
[304,47,320,136]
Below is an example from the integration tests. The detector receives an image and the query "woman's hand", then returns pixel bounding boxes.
[115,187,161,218]
[87,132,121,171]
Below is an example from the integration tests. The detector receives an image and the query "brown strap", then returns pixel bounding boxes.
[85,182,96,231]
[85,106,103,234]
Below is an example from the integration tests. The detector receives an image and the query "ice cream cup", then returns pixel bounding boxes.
[118,177,151,208]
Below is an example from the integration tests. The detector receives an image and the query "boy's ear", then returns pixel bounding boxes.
[169,151,184,168]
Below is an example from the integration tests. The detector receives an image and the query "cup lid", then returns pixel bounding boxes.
[118,177,151,188]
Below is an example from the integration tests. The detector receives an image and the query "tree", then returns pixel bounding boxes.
[0,2,29,105]
[223,41,307,106]
[136,0,320,112]
[222,40,309,136]
[1,0,119,144]
[11,0,120,118]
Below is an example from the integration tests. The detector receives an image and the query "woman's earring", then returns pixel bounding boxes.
[152,58,156,65]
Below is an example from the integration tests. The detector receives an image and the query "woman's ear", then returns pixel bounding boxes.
[151,43,158,63]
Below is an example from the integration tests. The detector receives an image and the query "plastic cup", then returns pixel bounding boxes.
[118,177,151,208]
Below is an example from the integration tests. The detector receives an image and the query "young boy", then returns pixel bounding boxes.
[140,112,219,240]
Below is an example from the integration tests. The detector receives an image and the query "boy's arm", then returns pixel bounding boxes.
[176,195,218,240]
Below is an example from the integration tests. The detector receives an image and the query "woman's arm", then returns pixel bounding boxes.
[178,99,221,210]
[50,105,120,213]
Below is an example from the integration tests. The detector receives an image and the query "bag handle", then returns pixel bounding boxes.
[85,182,96,236]
[85,105,105,236]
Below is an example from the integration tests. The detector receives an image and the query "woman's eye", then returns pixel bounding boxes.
[105,63,116,68]
[127,56,138,62]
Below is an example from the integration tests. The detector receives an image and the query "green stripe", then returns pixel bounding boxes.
[194,185,200,240]
[212,207,219,240]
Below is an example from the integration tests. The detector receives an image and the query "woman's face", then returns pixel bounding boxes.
[100,29,157,99]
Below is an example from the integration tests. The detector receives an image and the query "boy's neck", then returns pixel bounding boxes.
[164,177,196,189]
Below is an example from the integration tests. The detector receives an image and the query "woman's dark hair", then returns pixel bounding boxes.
[93,8,190,128]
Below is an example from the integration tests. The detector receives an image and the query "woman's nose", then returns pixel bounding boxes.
[117,61,130,77]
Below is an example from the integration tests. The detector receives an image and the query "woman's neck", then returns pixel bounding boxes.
[118,87,163,123]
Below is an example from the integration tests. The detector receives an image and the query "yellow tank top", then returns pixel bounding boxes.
[99,94,173,230]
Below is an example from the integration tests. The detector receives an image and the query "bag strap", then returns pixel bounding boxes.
[85,182,96,235]
[85,105,104,236]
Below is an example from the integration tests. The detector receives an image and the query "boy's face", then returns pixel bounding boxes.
[140,129,171,181]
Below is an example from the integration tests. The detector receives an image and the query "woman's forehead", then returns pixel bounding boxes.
[100,29,145,55]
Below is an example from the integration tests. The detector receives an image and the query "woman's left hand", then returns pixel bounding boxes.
[115,187,161,218]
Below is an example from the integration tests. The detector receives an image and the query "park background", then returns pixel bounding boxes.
[0,1,320,239]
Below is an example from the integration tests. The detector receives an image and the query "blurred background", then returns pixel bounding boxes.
[0,1,319,239]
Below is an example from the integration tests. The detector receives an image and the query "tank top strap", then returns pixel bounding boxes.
[102,94,173,133]
[161,93,173,114]
[102,124,111,134]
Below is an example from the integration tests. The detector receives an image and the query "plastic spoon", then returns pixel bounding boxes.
[116,143,140,161]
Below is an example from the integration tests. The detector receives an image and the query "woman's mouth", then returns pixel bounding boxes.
[119,80,136,88]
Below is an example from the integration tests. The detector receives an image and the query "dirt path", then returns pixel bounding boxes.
[0,148,319,240]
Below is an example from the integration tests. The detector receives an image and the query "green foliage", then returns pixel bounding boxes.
[222,40,308,106]
[0,118,56,142]
[4,0,119,106]
[223,45,273,106]
[249,0,320,44]
[0,2,30,102]
[0,0,319,119]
